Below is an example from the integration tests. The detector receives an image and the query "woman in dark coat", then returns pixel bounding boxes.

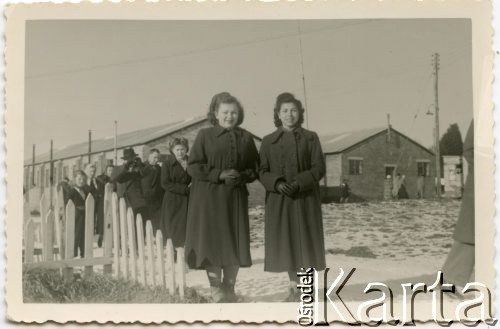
[259,92,326,302]
[160,138,191,248]
[185,92,259,302]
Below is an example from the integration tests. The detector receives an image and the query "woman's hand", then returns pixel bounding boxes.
[275,180,299,196]
[220,169,241,185]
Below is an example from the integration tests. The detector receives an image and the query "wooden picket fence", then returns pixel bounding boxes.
[23,183,186,298]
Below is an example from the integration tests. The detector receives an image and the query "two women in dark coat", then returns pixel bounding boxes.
[185,92,259,302]
[259,92,326,302]
[160,138,191,248]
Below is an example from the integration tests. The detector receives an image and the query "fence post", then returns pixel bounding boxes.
[103,183,113,275]
[111,192,120,279]
[145,221,155,286]
[119,198,129,280]
[155,229,166,288]
[55,186,65,260]
[24,219,35,263]
[84,194,95,276]
[39,194,47,261]
[64,200,75,281]
[126,207,137,282]
[165,239,175,294]
[176,247,186,299]
[43,209,55,261]
[136,214,146,286]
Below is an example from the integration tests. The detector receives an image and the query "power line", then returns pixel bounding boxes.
[26,20,379,80]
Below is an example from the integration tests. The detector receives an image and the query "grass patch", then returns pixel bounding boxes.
[23,268,208,303]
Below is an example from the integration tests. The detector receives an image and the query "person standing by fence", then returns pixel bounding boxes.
[160,138,191,248]
[96,164,115,247]
[185,92,259,302]
[141,149,164,232]
[111,148,148,220]
[259,92,326,302]
[67,170,89,258]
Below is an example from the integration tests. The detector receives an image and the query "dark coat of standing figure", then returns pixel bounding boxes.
[111,148,148,219]
[141,149,165,230]
[95,165,115,247]
[160,139,191,247]
[66,171,89,258]
[259,92,326,301]
[185,92,259,302]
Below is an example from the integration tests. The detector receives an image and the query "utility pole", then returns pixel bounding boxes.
[88,130,92,164]
[31,144,36,187]
[297,21,309,129]
[114,121,118,164]
[432,53,441,199]
[49,139,54,208]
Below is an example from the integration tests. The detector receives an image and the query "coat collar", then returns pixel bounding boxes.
[213,125,243,137]
[270,126,304,143]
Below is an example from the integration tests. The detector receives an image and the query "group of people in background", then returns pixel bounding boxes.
[59,91,326,303]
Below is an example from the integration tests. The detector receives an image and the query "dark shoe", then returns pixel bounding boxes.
[210,286,225,303]
[222,282,238,303]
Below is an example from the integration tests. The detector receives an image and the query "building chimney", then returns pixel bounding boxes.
[386,114,392,142]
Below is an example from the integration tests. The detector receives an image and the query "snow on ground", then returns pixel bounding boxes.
[187,199,460,302]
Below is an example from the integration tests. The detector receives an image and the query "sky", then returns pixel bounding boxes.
[24,19,473,159]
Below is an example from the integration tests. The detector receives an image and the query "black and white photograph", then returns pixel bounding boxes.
[5,0,495,324]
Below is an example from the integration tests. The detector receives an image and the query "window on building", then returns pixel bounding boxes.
[417,161,430,177]
[63,166,69,180]
[385,165,396,178]
[106,159,114,166]
[348,158,363,175]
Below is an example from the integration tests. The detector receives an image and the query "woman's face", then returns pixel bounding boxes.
[172,144,187,160]
[75,174,85,188]
[278,102,299,129]
[215,103,239,129]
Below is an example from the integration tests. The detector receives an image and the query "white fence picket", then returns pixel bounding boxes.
[63,200,75,280]
[126,207,137,282]
[84,194,95,276]
[155,230,165,288]
[111,193,120,279]
[136,214,146,286]
[103,183,113,275]
[145,221,155,287]
[119,198,129,280]
[165,239,175,294]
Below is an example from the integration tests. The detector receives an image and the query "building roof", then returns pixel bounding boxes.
[320,126,434,155]
[25,116,207,166]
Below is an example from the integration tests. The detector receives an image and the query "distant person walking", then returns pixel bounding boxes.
[185,92,259,302]
[397,174,409,199]
[441,120,474,289]
[339,179,351,203]
[259,92,326,302]
[160,138,191,248]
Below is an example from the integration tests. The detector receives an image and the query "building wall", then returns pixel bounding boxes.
[336,131,436,200]
[324,154,342,186]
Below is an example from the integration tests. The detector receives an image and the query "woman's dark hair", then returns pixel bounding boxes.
[169,137,189,155]
[273,92,305,128]
[207,92,245,126]
[74,170,87,180]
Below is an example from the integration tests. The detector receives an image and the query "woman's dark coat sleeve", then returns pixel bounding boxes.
[295,132,325,192]
[161,160,189,195]
[259,139,284,192]
[187,130,221,183]
[240,136,259,184]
